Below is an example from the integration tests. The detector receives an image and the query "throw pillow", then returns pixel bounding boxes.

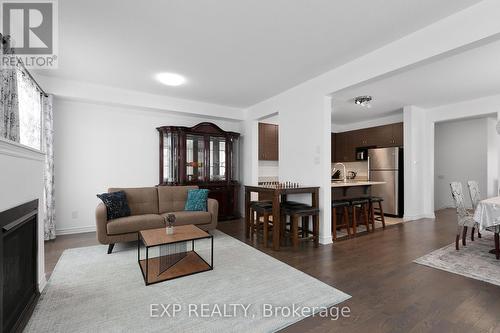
[97,191,131,220]
[184,189,209,211]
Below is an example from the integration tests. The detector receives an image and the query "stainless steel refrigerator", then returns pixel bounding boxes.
[368,147,404,217]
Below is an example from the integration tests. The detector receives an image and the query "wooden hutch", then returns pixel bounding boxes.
[157,122,240,220]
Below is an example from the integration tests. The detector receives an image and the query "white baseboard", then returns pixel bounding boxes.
[38,275,47,292]
[56,225,96,235]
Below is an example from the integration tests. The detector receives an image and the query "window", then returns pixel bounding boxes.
[17,70,42,150]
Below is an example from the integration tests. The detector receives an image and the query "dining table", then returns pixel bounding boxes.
[244,185,320,251]
[473,196,500,258]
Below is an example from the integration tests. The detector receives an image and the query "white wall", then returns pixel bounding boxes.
[487,117,498,197]
[405,94,500,217]
[0,140,46,291]
[332,112,403,133]
[53,98,242,235]
[434,117,489,209]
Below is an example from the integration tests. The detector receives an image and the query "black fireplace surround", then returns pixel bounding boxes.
[0,200,39,333]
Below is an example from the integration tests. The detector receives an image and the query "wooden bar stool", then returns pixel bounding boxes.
[332,200,351,240]
[281,201,309,242]
[250,201,273,247]
[349,198,370,235]
[368,196,386,229]
[282,206,320,249]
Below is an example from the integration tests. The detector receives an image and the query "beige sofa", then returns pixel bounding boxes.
[96,186,218,253]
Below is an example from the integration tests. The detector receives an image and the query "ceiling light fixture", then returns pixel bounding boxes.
[155,72,186,86]
[354,95,373,108]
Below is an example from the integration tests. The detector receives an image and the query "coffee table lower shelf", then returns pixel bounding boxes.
[139,251,212,285]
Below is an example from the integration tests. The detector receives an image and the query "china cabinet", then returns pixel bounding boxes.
[157,122,240,220]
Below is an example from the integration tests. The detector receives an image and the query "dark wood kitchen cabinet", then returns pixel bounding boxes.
[334,132,356,162]
[259,123,279,161]
[332,122,403,162]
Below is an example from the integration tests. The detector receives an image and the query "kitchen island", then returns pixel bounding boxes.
[331,180,386,188]
[331,180,386,198]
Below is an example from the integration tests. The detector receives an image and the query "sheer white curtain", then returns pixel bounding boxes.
[17,70,41,150]
[0,67,19,141]
[43,94,55,240]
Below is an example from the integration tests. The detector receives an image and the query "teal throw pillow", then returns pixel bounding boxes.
[184,189,209,211]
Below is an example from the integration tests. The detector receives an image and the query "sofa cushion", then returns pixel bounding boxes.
[106,214,165,235]
[157,185,198,214]
[184,189,209,211]
[108,187,159,215]
[160,211,211,226]
[96,191,131,220]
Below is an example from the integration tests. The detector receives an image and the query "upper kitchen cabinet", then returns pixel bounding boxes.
[332,122,403,162]
[334,132,356,162]
[391,122,403,146]
[258,122,279,161]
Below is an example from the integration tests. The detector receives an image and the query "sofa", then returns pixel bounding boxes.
[95,186,218,253]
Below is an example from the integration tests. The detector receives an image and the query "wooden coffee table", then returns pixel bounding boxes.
[137,225,213,285]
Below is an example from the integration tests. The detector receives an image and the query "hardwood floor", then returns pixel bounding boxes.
[44,209,500,332]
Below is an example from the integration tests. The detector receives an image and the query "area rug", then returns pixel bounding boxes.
[25,230,350,333]
[414,233,500,286]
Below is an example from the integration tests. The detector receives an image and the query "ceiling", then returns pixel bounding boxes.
[35,0,481,108]
[331,37,500,124]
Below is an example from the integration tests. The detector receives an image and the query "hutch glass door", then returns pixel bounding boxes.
[210,136,226,181]
[163,132,179,183]
[186,134,206,182]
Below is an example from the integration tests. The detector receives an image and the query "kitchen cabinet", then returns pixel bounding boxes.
[391,122,403,146]
[258,123,279,161]
[334,132,356,162]
[332,122,403,162]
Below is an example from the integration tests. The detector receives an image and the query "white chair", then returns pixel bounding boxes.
[467,180,482,240]
[450,182,475,250]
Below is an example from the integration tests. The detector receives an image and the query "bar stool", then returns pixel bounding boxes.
[349,198,370,235]
[332,200,351,240]
[282,205,320,249]
[368,196,386,229]
[281,201,309,239]
[250,201,273,247]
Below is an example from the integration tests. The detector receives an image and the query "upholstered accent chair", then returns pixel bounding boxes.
[450,182,476,250]
[467,180,482,240]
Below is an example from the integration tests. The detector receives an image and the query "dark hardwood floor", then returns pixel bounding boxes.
[45,209,500,332]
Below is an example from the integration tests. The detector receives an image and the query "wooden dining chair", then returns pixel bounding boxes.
[467,180,482,240]
[450,182,476,250]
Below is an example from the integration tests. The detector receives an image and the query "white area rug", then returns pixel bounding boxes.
[414,233,500,286]
[25,231,350,333]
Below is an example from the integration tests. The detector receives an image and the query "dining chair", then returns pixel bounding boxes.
[467,180,482,240]
[450,182,476,250]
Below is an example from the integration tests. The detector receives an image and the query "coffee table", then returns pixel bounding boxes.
[137,224,213,285]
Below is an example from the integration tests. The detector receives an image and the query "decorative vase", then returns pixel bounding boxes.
[166,226,174,235]
[165,213,176,235]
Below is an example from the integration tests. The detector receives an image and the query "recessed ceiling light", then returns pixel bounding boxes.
[354,95,373,108]
[155,72,186,86]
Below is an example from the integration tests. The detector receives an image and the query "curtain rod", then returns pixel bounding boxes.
[1,33,49,98]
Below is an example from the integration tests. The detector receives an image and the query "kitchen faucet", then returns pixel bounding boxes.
[333,162,347,182]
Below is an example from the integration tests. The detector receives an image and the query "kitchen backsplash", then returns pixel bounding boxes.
[258,160,279,183]
[332,161,369,180]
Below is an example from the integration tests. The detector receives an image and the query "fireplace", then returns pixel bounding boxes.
[0,200,39,333]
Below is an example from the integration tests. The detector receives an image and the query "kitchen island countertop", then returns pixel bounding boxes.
[331,180,386,188]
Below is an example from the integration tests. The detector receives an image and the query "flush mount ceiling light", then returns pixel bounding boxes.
[354,95,373,108]
[155,72,186,86]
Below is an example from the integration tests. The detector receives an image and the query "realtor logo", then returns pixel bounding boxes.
[1,0,58,68]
